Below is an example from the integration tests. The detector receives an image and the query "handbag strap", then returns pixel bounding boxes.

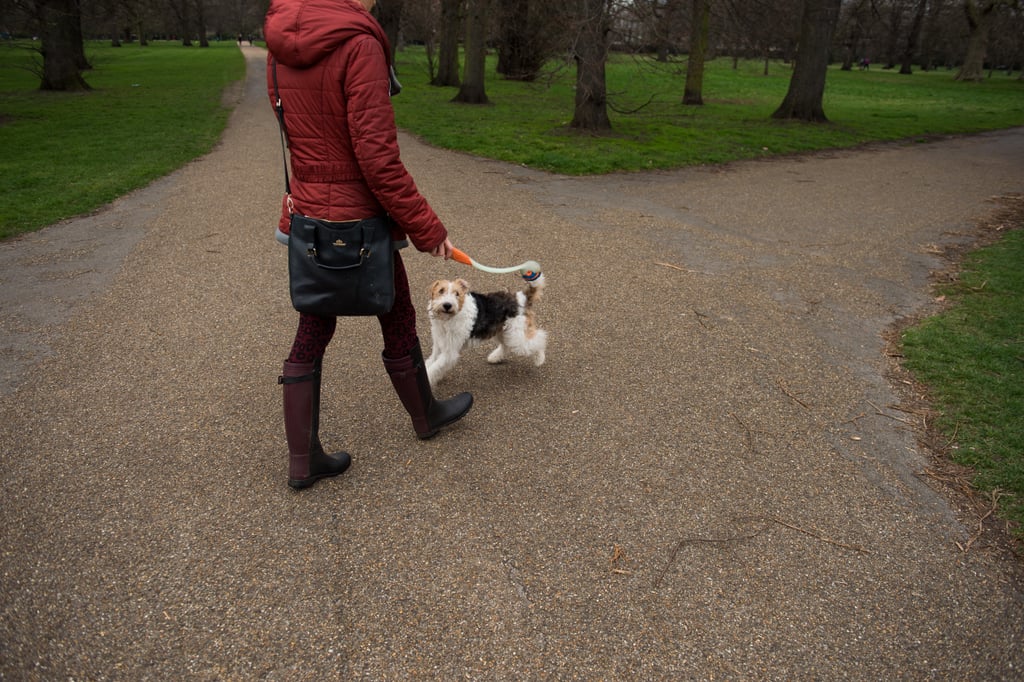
[271,59,291,196]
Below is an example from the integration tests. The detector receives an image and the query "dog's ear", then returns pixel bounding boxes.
[454,278,470,293]
[429,280,445,297]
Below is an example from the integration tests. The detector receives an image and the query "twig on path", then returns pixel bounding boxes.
[866,399,917,426]
[745,515,872,555]
[654,260,711,275]
[942,420,961,450]
[653,528,765,588]
[886,403,929,417]
[730,412,756,454]
[610,544,633,575]
[777,379,811,410]
[956,489,1003,553]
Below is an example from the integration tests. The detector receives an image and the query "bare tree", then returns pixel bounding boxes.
[955,0,1018,81]
[882,0,909,68]
[899,0,929,73]
[721,0,802,74]
[374,0,403,62]
[918,0,960,69]
[683,0,711,104]
[167,0,192,45]
[196,0,208,46]
[432,0,461,86]
[496,0,556,81]
[617,0,685,60]
[772,0,842,122]
[570,0,612,130]
[655,0,687,62]
[34,0,91,90]
[402,0,439,78]
[835,0,875,70]
[452,0,488,103]
[986,2,1024,76]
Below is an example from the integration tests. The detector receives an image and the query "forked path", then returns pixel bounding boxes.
[2,46,1022,679]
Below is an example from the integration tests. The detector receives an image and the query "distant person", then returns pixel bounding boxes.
[264,0,473,489]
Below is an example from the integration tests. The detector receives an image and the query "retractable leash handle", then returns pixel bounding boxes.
[450,247,542,281]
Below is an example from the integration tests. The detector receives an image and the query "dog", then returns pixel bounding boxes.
[425,274,547,386]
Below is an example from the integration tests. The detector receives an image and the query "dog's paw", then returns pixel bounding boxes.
[487,346,507,364]
[533,351,546,367]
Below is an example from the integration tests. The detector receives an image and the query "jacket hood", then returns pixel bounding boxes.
[265,0,392,69]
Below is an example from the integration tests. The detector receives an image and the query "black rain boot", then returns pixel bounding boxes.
[383,342,473,439]
[279,359,351,489]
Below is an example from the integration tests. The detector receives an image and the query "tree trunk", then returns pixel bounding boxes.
[173,0,193,46]
[197,0,209,47]
[452,0,489,104]
[433,0,461,87]
[683,0,711,105]
[899,0,928,74]
[656,0,684,65]
[111,16,121,48]
[841,42,853,70]
[376,0,404,62]
[38,0,90,91]
[883,0,905,69]
[772,0,842,122]
[570,0,612,130]
[955,0,1002,82]
[918,0,944,70]
[497,0,537,80]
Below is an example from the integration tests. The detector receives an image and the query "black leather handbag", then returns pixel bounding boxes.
[273,59,394,317]
[287,213,395,316]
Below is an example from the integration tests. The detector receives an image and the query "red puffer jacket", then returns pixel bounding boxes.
[264,0,446,252]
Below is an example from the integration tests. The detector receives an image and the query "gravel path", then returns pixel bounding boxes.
[2,46,1022,680]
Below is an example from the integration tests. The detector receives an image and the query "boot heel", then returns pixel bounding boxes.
[383,341,473,439]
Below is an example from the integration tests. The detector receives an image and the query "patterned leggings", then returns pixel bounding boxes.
[287,251,419,363]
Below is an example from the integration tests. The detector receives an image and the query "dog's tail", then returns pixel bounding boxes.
[523,273,545,307]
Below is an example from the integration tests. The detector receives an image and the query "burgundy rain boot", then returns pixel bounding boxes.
[279,359,351,489]
[383,342,473,439]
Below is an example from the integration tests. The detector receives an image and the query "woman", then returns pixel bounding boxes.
[265,0,473,490]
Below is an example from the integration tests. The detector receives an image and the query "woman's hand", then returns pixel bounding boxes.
[431,238,454,259]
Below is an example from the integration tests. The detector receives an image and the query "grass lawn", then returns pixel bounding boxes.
[901,200,1024,538]
[0,40,244,240]
[391,49,1024,174]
